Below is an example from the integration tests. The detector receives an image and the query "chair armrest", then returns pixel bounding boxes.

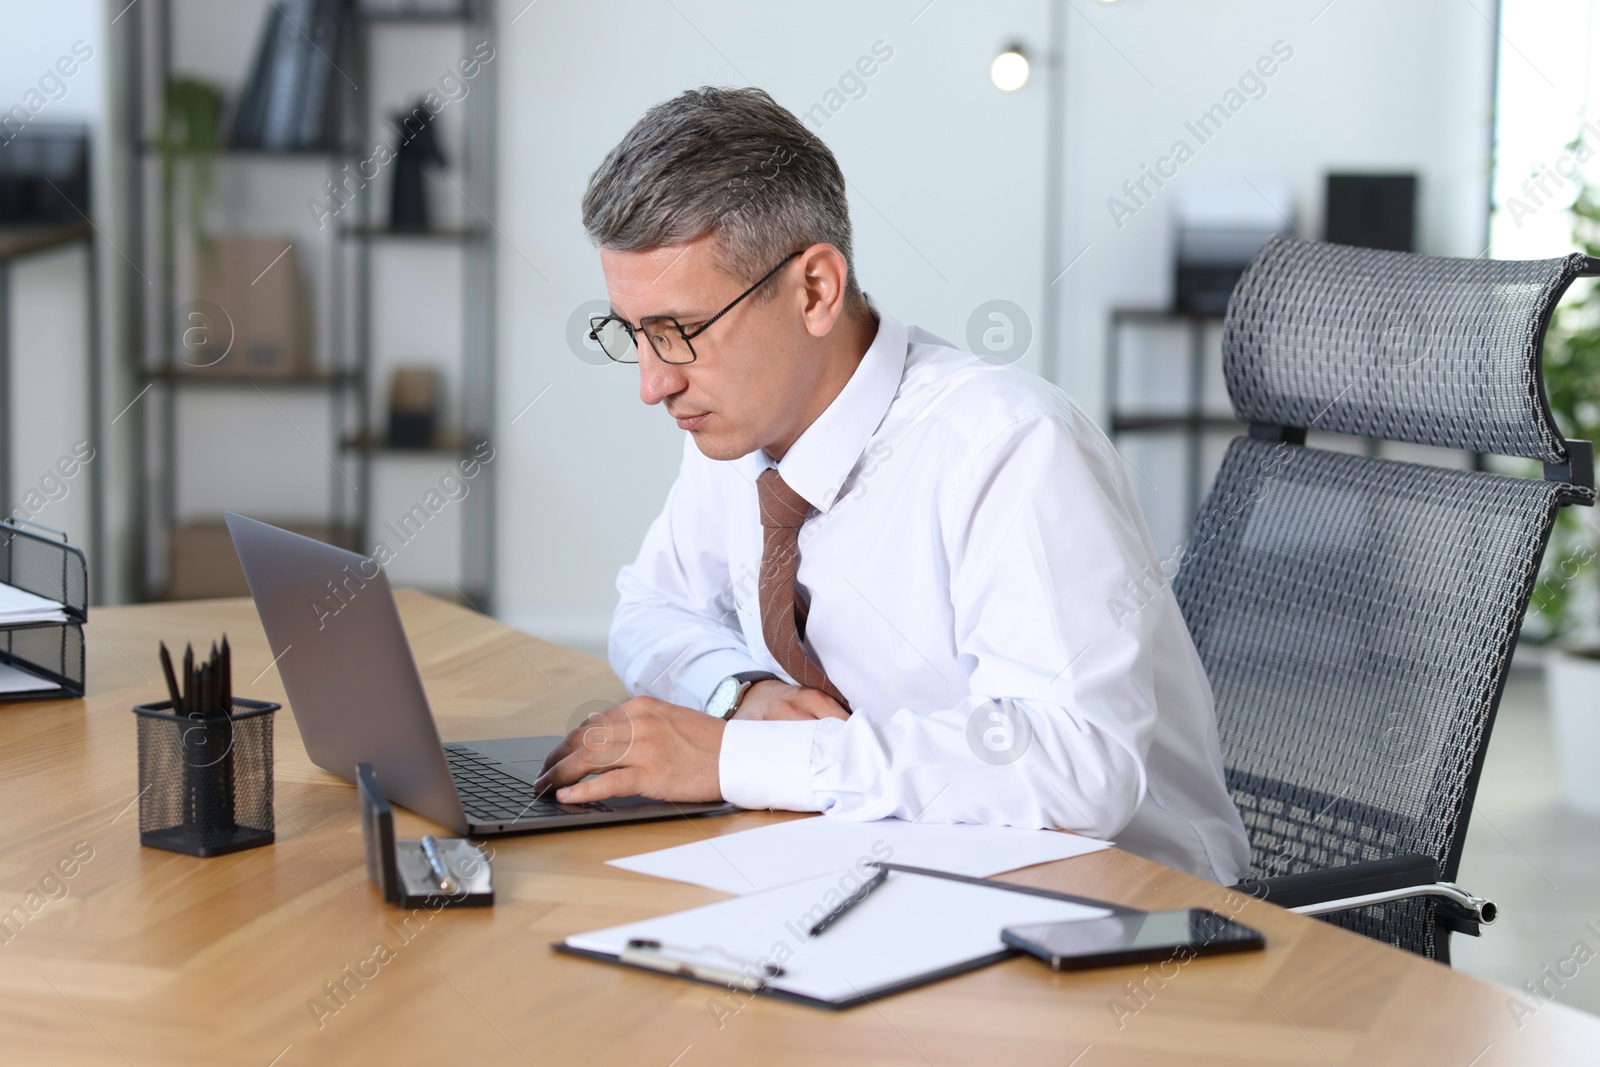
[1232,855,1496,935]
[1233,855,1440,908]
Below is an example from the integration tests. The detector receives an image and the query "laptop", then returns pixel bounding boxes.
[225,512,735,835]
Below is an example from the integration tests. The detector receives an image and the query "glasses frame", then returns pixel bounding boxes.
[588,249,804,364]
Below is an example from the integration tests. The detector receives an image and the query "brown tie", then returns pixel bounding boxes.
[757,468,849,710]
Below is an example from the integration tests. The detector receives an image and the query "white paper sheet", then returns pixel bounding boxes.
[0,660,59,694]
[608,816,1112,894]
[0,583,68,625]
[566,867,1111,1004]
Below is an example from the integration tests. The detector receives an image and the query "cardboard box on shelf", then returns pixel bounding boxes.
[184,235,311,378]
[168,520,356,601]
[387,366,440,447]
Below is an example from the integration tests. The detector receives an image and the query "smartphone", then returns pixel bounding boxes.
[1002,909,1265,971]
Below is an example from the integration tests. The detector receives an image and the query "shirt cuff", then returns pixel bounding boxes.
[632,646,768,712]
[718,720,823,811]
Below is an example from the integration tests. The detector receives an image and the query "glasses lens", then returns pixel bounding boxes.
[591,317,638,363]
[640,318,694,364]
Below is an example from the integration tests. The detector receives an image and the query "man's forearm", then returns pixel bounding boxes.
[717,696,1147,836]
[609,594,767,711]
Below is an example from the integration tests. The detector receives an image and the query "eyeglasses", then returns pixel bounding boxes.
[588,250,803,364]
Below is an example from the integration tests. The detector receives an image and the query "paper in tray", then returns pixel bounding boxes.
[0,518,88,700]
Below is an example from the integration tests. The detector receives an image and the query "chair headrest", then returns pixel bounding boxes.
[1222,236,1599,463]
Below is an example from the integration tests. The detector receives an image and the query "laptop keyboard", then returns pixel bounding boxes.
[444,745,612,822]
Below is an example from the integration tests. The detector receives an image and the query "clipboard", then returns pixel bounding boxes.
[555,862,1137,1010]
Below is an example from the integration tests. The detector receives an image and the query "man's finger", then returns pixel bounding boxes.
[577,715,636,767]
[746,702,815,721]
[540,707,624,774]
[800,693,850,720]
[556,767,642,804]
[533,746,609,792]
[535,717,641,791]
[538,724,585,775]
[541,709,618,772]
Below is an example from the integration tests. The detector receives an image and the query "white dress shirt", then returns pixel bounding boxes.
[608,303,1251,885]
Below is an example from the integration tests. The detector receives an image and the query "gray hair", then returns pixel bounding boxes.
[582,86,861,305]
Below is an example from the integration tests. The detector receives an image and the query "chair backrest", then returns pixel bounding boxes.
[1172,236,1597,958]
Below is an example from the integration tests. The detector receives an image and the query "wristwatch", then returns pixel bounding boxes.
[705,671,779,720]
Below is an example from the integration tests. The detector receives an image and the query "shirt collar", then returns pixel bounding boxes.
[734,297,907,513]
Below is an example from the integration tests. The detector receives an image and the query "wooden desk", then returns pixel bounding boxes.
[0,592,1594,1066]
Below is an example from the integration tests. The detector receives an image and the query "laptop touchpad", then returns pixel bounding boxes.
[467,736,562,770]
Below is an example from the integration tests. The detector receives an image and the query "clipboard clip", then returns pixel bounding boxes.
[621,938,784,993]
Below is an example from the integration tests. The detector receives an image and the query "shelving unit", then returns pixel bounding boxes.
[1106,307,1420,549]
[1105,308,1241,526]
[120,0,496,609]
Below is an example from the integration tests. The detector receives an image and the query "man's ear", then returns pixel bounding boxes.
[797,243,850,338]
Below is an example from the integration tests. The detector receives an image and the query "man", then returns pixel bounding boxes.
[535,86,1251,885]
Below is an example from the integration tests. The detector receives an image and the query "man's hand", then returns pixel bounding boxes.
[533,696,725,804]
[731,680,849,722]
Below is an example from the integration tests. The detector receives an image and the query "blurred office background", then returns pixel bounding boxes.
[0,0,1597,1014]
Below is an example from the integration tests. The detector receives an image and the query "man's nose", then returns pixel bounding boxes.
[638,344,689,406]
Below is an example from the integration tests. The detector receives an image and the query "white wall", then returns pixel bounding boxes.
[7,246,95,548]
[1055,0,1495,552]
[493,0,1496,653]
[0,1,105,122]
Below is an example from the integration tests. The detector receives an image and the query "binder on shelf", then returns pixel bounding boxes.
[0,518,87,701]
[294,0,347,151]
[232,0,345,152]
[260,0,313,151]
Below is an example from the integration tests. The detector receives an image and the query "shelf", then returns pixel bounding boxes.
[0,222,93,262]
[137,142,355,160]
[341,433,490,455]
[146,369,361,389]
[1110,308,1227,324]
[1111,415,1242,435]
[360,10,475,24]
[341,226,487,241]
[1106,305,1235,530]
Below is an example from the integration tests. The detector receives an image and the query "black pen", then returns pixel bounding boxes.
[808,864,889,938]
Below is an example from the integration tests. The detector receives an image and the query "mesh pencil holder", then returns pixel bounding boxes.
[133,698,277,857]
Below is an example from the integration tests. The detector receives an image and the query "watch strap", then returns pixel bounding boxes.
[717,671,778,720]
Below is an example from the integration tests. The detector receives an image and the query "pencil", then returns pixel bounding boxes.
[159,642,181,708]
[182,644,194,716]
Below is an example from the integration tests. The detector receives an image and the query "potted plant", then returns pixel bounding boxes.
[1527,178,1600,813]
[156,77,224,291]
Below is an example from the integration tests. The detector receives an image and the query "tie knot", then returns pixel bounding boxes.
[757,468,812,529]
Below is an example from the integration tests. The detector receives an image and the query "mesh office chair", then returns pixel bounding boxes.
[1171,236,1597,962]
